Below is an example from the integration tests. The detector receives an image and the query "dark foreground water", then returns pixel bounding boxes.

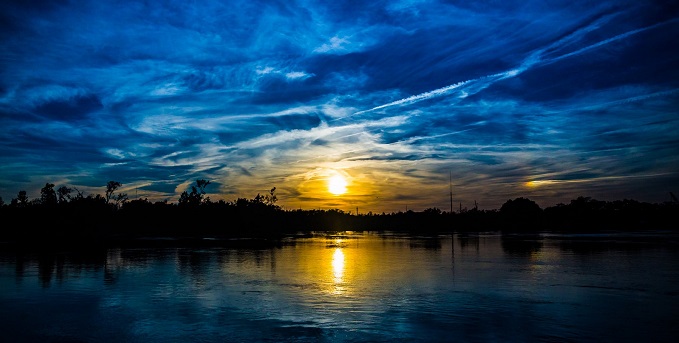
[1,231,678,342]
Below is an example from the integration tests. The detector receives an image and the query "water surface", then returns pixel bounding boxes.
[1,231,678,342]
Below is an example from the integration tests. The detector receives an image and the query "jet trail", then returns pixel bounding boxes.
[351,80,470,116]
[545,17,679,64]
[335,70,517,120]
[340,16,678,120]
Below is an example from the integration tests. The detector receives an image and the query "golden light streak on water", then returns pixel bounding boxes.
[331,248,345,282]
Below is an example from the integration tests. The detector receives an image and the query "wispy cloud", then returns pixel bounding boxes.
[544,17,679,64]
[314,36,350,53]
[341,14,677,122]
[285,71,314,80]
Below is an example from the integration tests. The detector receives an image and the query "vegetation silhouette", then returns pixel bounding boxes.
[1,179,677,247]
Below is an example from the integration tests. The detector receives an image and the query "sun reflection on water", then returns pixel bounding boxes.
[332,248,345,282]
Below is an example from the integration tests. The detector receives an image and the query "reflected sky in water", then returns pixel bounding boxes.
[1,231,678,342]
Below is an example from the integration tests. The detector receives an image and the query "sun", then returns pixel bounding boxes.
[328,175,348,195]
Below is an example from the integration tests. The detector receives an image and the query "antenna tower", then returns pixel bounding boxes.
[449,171,453,214]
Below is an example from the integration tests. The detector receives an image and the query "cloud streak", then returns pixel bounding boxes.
[339,14,678,122]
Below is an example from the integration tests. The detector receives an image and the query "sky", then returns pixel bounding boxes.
[1,0,678,213]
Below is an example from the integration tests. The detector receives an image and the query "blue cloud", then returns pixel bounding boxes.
[33,93,103,121]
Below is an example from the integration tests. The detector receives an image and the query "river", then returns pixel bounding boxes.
[1,231,677,342]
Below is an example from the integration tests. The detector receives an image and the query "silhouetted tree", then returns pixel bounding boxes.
[500,197,541,215]
[71,187,84,199]
[500,197,542,230]
[105,181,128,209]
[196,179,210,193]
[40,183,57,206]
[178,179,211,206]
[0,176,676,244]
[11,190,29,208]
[57,186,72,204]
[423,207,442,215]
[265,187,278,206]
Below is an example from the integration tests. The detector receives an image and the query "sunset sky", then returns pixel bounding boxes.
[1,0,678,212]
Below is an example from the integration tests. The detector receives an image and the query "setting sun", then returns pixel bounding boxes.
[328,175,348,195]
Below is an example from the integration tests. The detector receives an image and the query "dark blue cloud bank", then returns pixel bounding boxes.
[1,0,678,212]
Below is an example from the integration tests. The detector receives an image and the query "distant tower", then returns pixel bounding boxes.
[449,171,453,214]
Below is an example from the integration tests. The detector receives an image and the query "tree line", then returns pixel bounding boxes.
[1,179,677,246]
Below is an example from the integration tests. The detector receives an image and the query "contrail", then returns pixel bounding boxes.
[584,88,679,111]
[351,79,470,116]
[535,88,679,116]
[332,16,614,120]
[545,17,679,64]
[525,13,618,66]
[334,70,517,121]
[241,15,679,163]
[338,16,678,120]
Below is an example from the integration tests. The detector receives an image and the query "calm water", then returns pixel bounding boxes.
[1,231,678,342]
